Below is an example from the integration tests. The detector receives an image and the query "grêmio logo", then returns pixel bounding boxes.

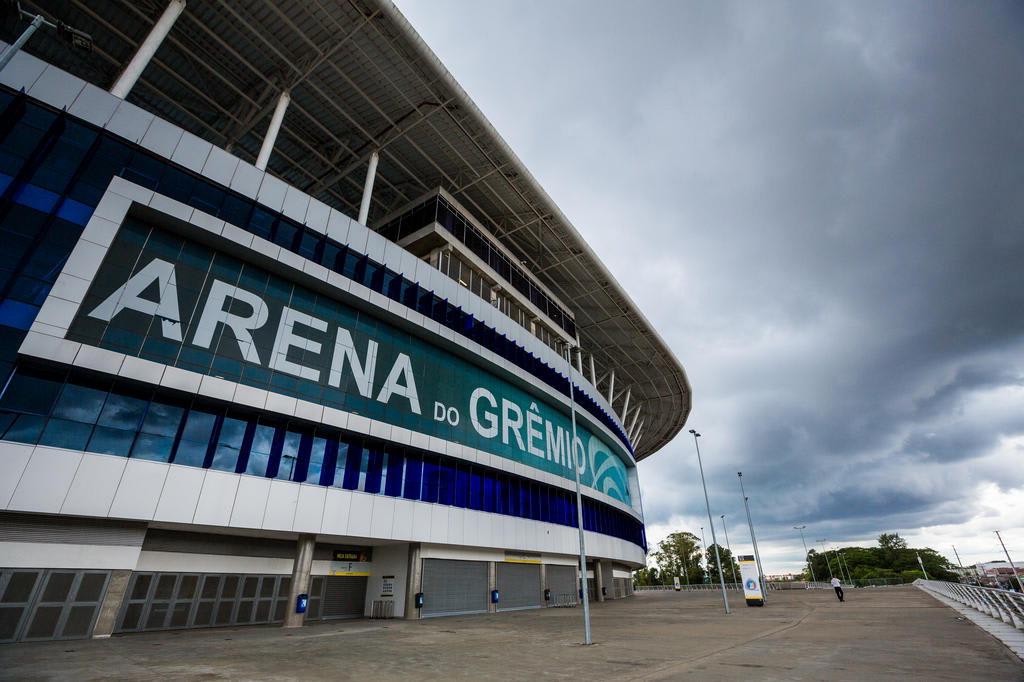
[88,257,422,415]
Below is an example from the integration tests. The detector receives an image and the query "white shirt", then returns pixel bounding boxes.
[831,577,841,587]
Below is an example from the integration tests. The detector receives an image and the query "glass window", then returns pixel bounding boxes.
[0,369,62,415]
[331,440,350,488]
[97,391,148,432]
[87,425,135,457]
[437,461,455,506]
[363,448,384,494]
[305,435,328,485]
[39,418,92,450]
[172,408,216,467]
[276,429,302,481]
[52,382,107,424]
[246,421,277,477]
[210,416,247,472]
[402,452,422,500]
[384,450,404,497]
[421,455,439,503]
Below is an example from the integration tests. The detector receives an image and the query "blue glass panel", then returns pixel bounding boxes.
[87,425,134,457]
[481,474,494,513]
[402,453,422,500]
[341,442,363,490]
[436,461,454,506]
[454,465,469,508]
[276,430,303,481]
[384,450,404,497]
[468,469,482,511]
[0,299,39,330]
[39,417,92,450]
[13,183,59,212]
[246,422,277,477]
[3,413,44,444]
[364,447,383,494]
[421,455,439,503]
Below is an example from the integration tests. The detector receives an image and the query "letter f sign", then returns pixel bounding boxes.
[88,258,183,341]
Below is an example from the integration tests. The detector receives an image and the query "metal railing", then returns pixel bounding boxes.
[916,579,1024,630]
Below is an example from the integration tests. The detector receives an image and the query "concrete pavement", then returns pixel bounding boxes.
[1,586,1020,680]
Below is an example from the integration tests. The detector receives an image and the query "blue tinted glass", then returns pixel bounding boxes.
[364,448,383,494]
[0,369,62,414]
[384,451,404,497]
[87,426,134,457]
[246,422,276,476]
[468,470,482,511]
[306,436,327,485]
[481,475,494,513]
[210,416,247,472]
[140,400,184,436]
[39,418,92,450]
[53,383,107,424]
[131,433,174,462]
[402,453,422,500]
[3,413,45,444]
[0,299,38,330]
[436,461,455,506]
[277,430,302,481]
[341,442,363,490]
[97,392,147,431]
[174,409,216,467]
[331,441,349,488]
[421,456,439,503]
[454,466,469,508]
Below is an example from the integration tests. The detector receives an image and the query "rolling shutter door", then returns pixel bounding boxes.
[496,563,541,611]
[321,576,367,619]
[420,559,487,617]
[545,565,578,606]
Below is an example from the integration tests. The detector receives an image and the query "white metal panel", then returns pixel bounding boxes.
[262,480,299,532]
[60,454,126,517]
[153,466,205,524]
[228,476,271,529]
[292,484,326,533]
[193,470,240,527]
[108,459,168,520]
[0,441,34,509]
[9,447,82,514]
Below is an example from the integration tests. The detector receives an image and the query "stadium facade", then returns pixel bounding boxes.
[0,1,690,642]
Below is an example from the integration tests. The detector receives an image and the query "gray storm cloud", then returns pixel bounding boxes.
[396,0,1024,562]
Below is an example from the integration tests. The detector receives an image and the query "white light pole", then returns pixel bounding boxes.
[794,525,817,586]
[817,539,835,579]
[690,430,730,614]
[995,530,1024,592]
[738,472,767,602]
[564,346,592,644]
[916,552,929,580]
[699,525,707,582]
[721,514,740,586]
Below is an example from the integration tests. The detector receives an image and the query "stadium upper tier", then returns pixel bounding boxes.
[0,0,690,458]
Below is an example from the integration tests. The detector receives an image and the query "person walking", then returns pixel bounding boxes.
[831,575,844,602]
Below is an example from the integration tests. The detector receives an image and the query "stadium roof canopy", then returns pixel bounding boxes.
[2,0,691,458]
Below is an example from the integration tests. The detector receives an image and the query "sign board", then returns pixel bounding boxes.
[333,549,370,562]
[739,555,763,606]
[380,575,395,597]
[673,576,681,591]
[504,552,542,564]
[65,219,632,503]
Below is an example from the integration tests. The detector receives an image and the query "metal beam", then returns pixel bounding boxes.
[110,0,186,99]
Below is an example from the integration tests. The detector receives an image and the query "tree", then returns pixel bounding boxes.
[705,543,741,584]
[805,534,957,583]
[651,531,704,585]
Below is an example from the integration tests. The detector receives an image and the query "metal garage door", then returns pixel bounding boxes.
[0,569,110,642]
[420,559,487,617]
[321,576,368,619]
[545,565,578,606]
[116,573,290,633]
[496,563,541,611]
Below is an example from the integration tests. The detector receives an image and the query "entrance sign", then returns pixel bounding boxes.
[66,219,631,502]
[739,555,763,606]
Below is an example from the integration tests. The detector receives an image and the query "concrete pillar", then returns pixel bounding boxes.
[357,150,379,226]
[110,0,186,99]
[539,564,547,606]
[255,90,290,171]
[607,371,615,405]
[282,534,316,628]
[487,561,497,613]
[595,559,606,602]
[404,543,422,620]
[91,569,131,638]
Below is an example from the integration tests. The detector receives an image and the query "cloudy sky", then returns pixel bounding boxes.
[395,0,1024,573]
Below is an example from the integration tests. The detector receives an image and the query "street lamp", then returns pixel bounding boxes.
[0,4,93,73]
[699,525,707,582]
[737,472,766,602]
[995,531,1024,592]
[721,514,740,586]
[690,430,730,614]
[562,346,591,645]
[794,525,817,586]
[817,539,835,579]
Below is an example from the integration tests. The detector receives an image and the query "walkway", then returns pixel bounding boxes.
[1,586,1021,680]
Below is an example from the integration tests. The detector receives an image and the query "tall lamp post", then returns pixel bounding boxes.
[737,472,766,601]
[690,430,730,614]
[794,525,817,586]
[721,515,740,586]
[563,346,591,644]
[817,539,835,579]
[699,526,708,583]
[995,531,1024,592]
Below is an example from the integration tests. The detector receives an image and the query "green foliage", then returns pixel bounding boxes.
[705,543,742,584]
[650,531,705,585]
[801,533,957,583]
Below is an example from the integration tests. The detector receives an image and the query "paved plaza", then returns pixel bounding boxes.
[1,586,1021,681]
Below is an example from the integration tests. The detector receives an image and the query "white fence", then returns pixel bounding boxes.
[915,579,1024,630]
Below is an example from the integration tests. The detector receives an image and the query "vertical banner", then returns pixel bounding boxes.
[739,555,763,606]
[673,576,681,591]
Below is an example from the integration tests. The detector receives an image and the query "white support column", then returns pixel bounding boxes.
[255,91,291,171]
[626,408,641,440]
[589,355,597,387]
[357,150,380,226]
[620,387,631,423]
[574,347,583,373]
[110,0,186,99]
[629,417,645,444]
[607,370,615,405]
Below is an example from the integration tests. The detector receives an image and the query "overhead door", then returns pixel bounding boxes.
[0,569,110,642]
[420,559,487,617]
[496,563,541,611]
[545,565,577,606]
[321,576,368,619]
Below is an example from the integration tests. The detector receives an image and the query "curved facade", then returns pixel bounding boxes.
[0,1,687,643]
